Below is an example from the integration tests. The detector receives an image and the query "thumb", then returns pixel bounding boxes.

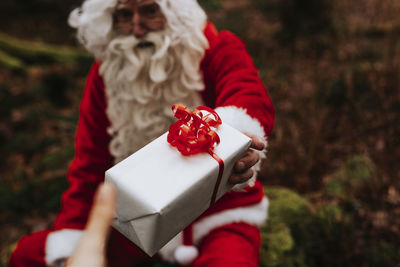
[67,183,116,267]
[85,183,116,241]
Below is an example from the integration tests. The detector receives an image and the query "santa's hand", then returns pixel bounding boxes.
[229,133,265,185]
[66,183,116,267]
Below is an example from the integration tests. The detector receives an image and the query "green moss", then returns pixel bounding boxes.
[261,186,360,266]
[0,48,25,70]
[346,155,375,185]
[261,223,295,267]
[325,154,375,200]
[325,178,345,198]
[0,32,92,65]
[260,187,311,267]
[265,186,311,225]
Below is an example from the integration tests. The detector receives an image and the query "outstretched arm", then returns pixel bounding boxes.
[202,28,275,189]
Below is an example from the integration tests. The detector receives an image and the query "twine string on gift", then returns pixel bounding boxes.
[167,104,224,206]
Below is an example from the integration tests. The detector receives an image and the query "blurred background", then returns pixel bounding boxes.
[0,0,399,266]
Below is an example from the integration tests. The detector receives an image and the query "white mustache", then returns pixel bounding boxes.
[108,32,169,58]
[102,31,173,88]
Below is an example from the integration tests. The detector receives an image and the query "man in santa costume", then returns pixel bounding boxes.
[9,0,275,266]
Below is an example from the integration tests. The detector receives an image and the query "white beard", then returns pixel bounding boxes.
[99,31,206,163]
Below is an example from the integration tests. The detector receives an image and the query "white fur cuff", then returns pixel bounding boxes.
[215,106,267,191]
[215,106,266,140]
[45,229,83,266]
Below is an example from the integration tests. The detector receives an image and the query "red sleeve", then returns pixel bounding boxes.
[201,29,275,137]
[53,62,113,230]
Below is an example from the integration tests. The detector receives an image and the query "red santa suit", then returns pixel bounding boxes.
[9,23,274,267]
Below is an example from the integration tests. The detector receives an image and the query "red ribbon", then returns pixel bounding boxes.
[167,104,224,206]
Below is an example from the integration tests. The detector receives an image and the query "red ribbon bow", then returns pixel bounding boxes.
[167,104,224,206]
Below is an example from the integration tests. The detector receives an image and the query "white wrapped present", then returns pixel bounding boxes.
[105,106,251,256]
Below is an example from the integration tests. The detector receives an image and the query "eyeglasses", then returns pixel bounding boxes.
[113,0,166,36]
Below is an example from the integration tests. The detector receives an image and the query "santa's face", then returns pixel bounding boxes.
[113,0,166,38]
[89,0,208,161]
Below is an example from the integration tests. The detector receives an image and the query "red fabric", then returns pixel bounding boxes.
[9,230,50,267]
[8,229,153,267]
[201,23,275,137]
[198,182,265,220]
[193,223,261,267]
[53,22,274,232]
[9,224,259,267]
[183,224,193,246]
[53,63,113,230]
[106,229,154,266]
[10,23,274,266]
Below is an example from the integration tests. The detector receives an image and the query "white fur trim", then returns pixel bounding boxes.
[215,106,267,191]
[214,106,266,140]
[193,197,269,244]
[45,229,83,266]
[174,245,199,265]
[158,197,268,263]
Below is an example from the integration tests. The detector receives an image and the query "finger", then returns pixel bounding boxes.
[85,183,116,241]
[229,168,254,184]
[243,132,265,151]
[67,183,116,267]
[76,183,115,254]
[234,150,260,173]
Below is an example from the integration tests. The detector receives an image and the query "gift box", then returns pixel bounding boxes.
[105,108,251,256]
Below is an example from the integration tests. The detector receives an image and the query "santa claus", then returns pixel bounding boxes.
[9,0,275,266]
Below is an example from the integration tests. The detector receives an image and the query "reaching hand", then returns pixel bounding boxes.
[66,183,116,267]
[229,133,265,185]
